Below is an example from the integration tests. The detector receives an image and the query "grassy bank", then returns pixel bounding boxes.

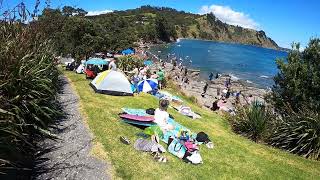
[64,70,320,179]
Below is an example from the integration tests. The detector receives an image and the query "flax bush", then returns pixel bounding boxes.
[0,23,61,176]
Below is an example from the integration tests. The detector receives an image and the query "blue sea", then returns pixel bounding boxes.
[149,39,288,89]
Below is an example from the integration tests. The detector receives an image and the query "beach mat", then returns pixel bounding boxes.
[119,114,154,122]
[122,119,156,127]
[122,108,149,116]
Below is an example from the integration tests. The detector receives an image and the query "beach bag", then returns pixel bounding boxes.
[184,141,199,152]
[168,138,187,159]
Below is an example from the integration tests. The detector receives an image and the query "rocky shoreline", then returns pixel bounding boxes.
[142,48,268,111]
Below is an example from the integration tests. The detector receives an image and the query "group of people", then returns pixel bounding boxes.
[128,65,165,94]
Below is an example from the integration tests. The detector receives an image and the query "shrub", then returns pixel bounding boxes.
[271,39,320,113]
[229,101,272,142]
[269,107,320,160]
[117,55,144,72]
[0,23,61,175]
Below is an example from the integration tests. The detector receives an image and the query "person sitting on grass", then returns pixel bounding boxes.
[154,99,174,134]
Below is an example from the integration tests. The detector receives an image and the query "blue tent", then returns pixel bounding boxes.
[122,48,135,55]
[85,58,108,66]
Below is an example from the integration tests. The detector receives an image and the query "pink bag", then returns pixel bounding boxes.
[184,141,198,152]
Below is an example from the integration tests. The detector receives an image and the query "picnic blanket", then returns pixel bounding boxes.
[121,108,192,143]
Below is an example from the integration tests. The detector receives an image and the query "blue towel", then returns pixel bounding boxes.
[122,108,149,116]
[161,118,191,143]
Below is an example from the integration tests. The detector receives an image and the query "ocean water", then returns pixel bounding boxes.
[149,39,288,89]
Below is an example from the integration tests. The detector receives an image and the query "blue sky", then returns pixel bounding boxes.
[2,0,320,48]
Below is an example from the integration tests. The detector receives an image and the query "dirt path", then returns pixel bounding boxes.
[33,76,110,180]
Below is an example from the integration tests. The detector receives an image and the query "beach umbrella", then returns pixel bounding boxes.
[137,79,158,92]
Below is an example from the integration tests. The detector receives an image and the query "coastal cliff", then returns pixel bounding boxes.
[176,14,279,49]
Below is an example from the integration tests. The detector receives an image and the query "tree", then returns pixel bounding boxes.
[62,6,87,17]
[155,14,177,42]
[62,6,75,16]
[270,38,320,112]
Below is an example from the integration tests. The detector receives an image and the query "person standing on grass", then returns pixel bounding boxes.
[108,59,117,71]
[157,68,165,90]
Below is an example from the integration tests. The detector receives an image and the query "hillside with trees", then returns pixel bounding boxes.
[35,5,279,60]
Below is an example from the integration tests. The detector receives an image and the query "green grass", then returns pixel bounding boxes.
[64,71,320,179]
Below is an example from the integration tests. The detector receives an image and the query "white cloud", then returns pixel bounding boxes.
[86,9,113,16]
[199,5,259,30]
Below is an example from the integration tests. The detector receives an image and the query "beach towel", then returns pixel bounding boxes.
[161,118,192,143]
[121,108,193,143]
[122,108,149,116]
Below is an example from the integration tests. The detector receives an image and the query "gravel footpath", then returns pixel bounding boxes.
[33,76,110,180]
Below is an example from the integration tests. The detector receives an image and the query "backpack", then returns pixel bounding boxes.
[168,138,187,159]
[196,132,210,143]
[146,108,155,115]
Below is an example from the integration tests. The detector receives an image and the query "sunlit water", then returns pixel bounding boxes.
[150,39,288,89]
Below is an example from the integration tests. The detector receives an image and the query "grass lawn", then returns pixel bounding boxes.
[64,70,320,179]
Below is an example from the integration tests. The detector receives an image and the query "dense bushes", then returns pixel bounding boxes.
[229,39,320,160]
[229,102,272,142]
[270,108,320,160]
[0,23,61,175]
[117,55,144,72]
[271,39,320,113]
